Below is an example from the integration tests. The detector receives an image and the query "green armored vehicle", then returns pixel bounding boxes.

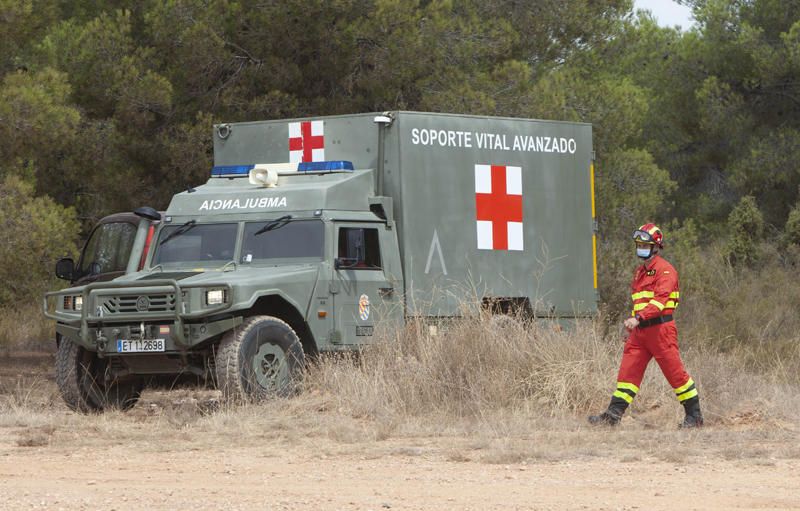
[45,111,597,412]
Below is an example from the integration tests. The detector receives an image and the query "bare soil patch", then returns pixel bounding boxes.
[1,352,799,510]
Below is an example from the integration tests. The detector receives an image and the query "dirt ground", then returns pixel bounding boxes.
[1,353,799,511]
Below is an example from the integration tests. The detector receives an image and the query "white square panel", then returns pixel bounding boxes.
[476,221,493,250]
[475,164,492,193]
[507,222,524,251]
[506,166,522,195]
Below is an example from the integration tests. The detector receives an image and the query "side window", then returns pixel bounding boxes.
[79,222,138,275]
[338,227,381,269]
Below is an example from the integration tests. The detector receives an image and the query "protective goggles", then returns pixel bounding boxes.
[632,230,657,244]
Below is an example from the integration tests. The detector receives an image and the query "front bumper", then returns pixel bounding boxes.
[44,279,234,351]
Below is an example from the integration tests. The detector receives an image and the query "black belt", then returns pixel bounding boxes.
[638,315,673,328]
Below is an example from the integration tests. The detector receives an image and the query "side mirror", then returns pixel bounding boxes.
[55,258,75,281]
[134,206,161,221]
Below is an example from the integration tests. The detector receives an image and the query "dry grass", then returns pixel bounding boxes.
[303,310,800,429]
[0,303,54,353]
[1,303,798,464]
[304,312,617,420]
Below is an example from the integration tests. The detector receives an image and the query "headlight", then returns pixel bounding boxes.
[205,289,226,305]
[63,295,82,311]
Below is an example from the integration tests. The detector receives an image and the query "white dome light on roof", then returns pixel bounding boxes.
[248,166,279,187]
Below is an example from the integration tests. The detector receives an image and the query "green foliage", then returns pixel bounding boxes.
[0,172,79,306]
[0,0,61,73]
[595,148,676,238]
[729,129,800,226]
[0,68,81,163]
[36,11,137,116]
[0,0,799,338]
[663,219,706,297]
[725,195,764,266]
[784,200,800,246]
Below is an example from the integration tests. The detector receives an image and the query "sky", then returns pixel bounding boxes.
[633,0,695,28]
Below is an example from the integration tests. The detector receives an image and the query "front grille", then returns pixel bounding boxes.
[102,294,176,314]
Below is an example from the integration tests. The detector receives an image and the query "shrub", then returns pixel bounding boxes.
[0,172,80,308]
[784,202,800,247]
[725,195,764,266]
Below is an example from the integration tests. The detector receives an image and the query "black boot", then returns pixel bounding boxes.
[680,396,703,428]
[588,410,621,426]
[588,397,628,426]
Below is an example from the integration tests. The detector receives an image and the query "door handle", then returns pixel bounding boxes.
[379,287,394,297]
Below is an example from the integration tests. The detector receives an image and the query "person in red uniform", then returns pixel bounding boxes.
[589,223,703,428]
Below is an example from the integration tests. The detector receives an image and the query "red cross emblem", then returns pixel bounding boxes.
[475,164,523,251]
[288,121,325,162]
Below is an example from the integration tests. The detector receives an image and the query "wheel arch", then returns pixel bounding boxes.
[246,294,318,356]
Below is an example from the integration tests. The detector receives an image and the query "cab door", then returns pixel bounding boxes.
[331,223,402,345]
[74,220,139,285]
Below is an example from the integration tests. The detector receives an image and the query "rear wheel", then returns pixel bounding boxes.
[214,316,305,402]
[55,338,143,413]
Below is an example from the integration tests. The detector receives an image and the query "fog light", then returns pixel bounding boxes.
[74,296,83,311]
[206,289,225,305]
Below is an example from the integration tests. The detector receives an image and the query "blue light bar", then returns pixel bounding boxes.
[211,164,255,177]
[297,160,354,172]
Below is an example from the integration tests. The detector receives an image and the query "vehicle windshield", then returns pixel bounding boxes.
[241,219,324,263]
[153,223,238,265]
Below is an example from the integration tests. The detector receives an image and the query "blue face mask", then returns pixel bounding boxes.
[637,246,652,259]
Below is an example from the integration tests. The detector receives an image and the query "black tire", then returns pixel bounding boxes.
[214,316,305,402]
[55,338,143,413]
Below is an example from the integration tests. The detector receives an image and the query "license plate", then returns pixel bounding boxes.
[117,339,166,353]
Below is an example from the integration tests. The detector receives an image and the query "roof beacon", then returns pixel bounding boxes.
[298,161,354,172]
[211,164,254,177]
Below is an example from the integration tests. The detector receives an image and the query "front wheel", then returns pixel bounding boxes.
[55,338,143,413]
[214,316,305,402]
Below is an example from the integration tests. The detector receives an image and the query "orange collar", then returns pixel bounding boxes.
[640,254,659,271]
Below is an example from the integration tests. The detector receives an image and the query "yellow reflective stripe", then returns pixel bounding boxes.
[677,388,698,402]
[674,379,695,394]
[648,299,665,311]
[633,303,649,311]
[665,301,678,308]
[632,291,655,300]
[669,291,680,299]
[613,390,634,403]
[592,233,598,290]
[617,382,640,393]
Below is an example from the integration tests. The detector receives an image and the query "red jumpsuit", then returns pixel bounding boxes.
[611,254,698,409]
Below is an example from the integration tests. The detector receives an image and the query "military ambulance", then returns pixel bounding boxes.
[45,111,598,412]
